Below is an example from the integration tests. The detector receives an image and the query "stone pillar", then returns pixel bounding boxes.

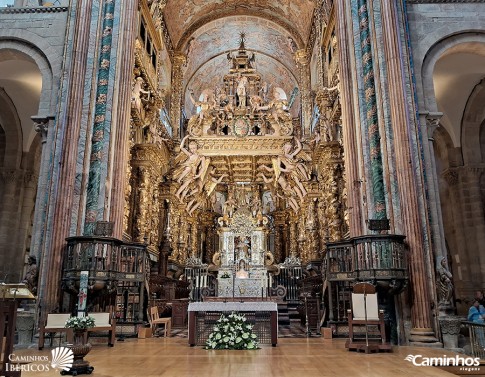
[30,115,54,264]
[356,0,387,220]
[170,52,187,139]
[461,168,485,280]
[0,169,23,281]
[83,0,118,235]
[109,0,139,239]
[420,112,454,314]
[294,49,312,136]
[334,0,364,236]
[379,0,436,342]
[38,0,96,315]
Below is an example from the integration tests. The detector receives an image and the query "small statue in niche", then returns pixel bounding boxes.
[22,255,38,295]
[236,74,248,108]
[131,76,150,114]
[188,89,215,136]
[437,256,454,308]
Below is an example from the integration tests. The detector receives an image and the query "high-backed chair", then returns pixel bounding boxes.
[345,282,391,353]
[38,313,72,350]
[87,312,116,346]
[149,306,171,337]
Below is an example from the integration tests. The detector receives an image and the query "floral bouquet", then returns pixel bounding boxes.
[205,312,259,350]
[65,316,95,331]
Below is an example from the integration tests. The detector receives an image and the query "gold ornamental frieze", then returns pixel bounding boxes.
[191,136,292,157]
[313,141,343,165]
[131,143,170,174]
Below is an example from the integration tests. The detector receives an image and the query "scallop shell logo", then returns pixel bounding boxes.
[51,347,74,371]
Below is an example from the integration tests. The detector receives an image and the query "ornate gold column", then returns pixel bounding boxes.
[169,52,187,139]
[289,218,297,257]
[334,0,364,236]
[294,49,312,136]
[133,166,151,242]
[380,0,436,342]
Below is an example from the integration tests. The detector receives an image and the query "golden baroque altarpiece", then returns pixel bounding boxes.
[123,1,347,278]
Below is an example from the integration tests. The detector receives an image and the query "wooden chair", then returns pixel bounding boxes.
[149,306,171,337]
[38,313,72,350]
[345,282,391,353]
[87,312,116,347]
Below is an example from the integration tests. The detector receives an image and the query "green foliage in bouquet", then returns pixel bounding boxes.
[205,312,259,350]
[64,316,95,331]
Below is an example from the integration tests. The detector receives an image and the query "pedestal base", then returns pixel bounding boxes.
[345,339,392,353]
[60,364,94,376]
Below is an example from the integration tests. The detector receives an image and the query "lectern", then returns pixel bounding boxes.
[0,283,36,376]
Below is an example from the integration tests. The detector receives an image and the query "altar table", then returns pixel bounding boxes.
[188,302,278,346]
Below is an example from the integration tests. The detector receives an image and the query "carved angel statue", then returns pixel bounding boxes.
[132,76,151,113]
[275,138,311,199]
[173,136,207,202]
[185,166,226,216]
[258,171,300,213]
[256,87,292,136]
[188,89,215,136]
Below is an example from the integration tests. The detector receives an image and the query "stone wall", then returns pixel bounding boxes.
[0,7,68,282]
[407,1,485,310]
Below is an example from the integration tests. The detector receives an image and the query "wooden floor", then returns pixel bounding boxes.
[15,337,477,377]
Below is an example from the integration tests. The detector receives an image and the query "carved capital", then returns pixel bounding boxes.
[32,115,54,144]
[438,316,461,336]
[422,111,443,141]
[441,169,459,186]
[0,169,21,184]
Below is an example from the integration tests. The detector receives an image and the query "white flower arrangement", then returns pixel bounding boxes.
[64,316,95,331]
[205,312,259,350]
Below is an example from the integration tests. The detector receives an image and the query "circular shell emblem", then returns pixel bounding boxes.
[233,117,250,137]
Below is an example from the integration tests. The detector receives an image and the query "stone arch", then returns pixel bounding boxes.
[461,79,485,165]
[0,37,54,118]
[421,31,485,113]
[0,88,22,169]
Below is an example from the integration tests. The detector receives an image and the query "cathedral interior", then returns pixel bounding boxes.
[0,0,485,364]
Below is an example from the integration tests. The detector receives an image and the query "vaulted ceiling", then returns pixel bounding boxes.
[162,0,316,115]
